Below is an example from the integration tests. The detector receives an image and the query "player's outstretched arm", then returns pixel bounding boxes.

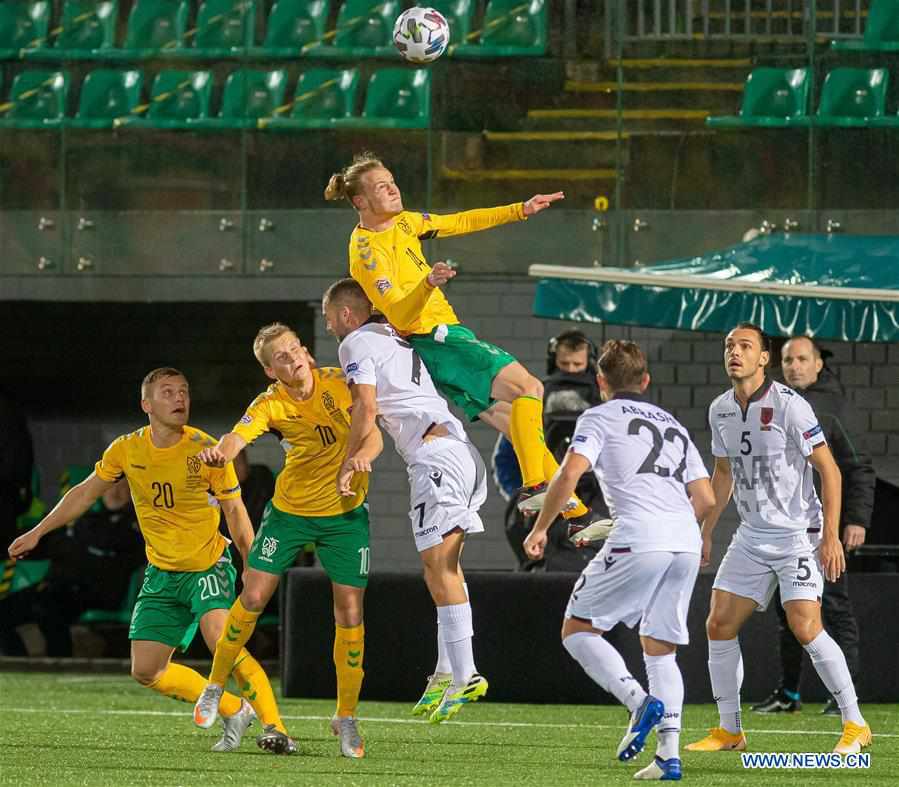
[198,433,247,468]
[700,457,734,566]
[807,443,845,582]
[523,451,590,560]
[338,383,378,496]
[8,473,113,559]
[219,496,254,565]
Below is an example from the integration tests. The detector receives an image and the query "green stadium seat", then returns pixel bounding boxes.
[259,67,359,129]
[114,69,212,129]
[0,69,68,128]
[832,0,899,52]
[430,0,474,51]
[0,1,51,59]
[106,0,191,60]
[79,565,144,624]
[814,67,888,127]
[336,67,430,129]
[252,0,330,57]
[187,0,257,58]
[306,0,400,58]
[705,68,810,129]
[67,68,144,129]
[27,0,118,61]
[452,0,547,58]
[190,67,287,129]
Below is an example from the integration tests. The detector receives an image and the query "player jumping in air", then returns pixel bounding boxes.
[192,324,382,758]
[8,368,286,754]
[324,278,488,723]
[325,152,604,539]
[686,324,871,756]
[524,341,715,780]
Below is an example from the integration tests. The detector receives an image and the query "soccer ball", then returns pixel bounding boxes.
[393,7,450,63]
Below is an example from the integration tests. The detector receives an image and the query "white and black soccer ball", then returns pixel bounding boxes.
[393,7,450,63]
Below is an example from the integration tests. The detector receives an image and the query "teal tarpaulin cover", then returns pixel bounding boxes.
[532,234,899,343]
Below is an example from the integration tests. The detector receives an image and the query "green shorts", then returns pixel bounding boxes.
[247,502,370,588]
[129,551,236,651]
[409,323,517,421]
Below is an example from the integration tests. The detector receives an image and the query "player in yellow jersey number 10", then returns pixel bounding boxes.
[325,152,607,540]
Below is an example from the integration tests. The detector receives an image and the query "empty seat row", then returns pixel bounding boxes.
[706,67,899,129]
[0,66,431,129]
[0,0,547,62]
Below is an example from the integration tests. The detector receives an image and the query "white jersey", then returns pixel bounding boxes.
[338,321,468,463]
[709,378,826,537]
[569,393,708,554]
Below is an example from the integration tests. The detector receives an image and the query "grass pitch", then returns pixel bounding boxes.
[0,672,895,786]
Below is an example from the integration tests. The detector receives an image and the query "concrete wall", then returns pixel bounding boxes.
[23,276,899,573]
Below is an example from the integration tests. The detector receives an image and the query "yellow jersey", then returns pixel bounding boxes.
[349,204,526,335]
[231,368,367,518]
[95,425,241,572]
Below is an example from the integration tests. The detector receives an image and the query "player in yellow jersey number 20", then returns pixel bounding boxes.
[325,152,603,538]
[7,368,288,754]
[192,323,382,759]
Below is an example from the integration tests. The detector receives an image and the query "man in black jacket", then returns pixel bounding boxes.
[752,336,875,715]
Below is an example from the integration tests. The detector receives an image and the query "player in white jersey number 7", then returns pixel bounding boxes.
[685,323,871,757]
[323,278,490,724]
[524,340,716,781]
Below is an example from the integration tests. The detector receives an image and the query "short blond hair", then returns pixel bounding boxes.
[324,151,384,206]
[141,367,187,399]
[253,323,297,366]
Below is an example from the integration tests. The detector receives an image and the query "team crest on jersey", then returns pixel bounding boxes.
[186,456,202,475]
[396,217,412,235]
[322,391,337,412]
[375,278,392,294]
[760,407,774,431]
[429,470,442,487]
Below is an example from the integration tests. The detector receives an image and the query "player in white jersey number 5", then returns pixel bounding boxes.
[323,278,489,724]
[524,340,715,781]
[685,323,871,756]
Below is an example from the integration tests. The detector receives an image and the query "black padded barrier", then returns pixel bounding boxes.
[281,569,899,704]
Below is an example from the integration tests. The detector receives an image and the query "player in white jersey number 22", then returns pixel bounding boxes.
[685,323,871,757]
[524,340,715,782]
[323,278,489,725]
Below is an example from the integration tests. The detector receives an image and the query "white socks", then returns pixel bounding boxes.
[435,583,471,678]
[708,638,744,734]
[563,632,647,713]
[436,602,476,686]
[644,652,683,760]
[803,630,865,726]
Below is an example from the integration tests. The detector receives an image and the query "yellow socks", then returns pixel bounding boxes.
[334,623,365,718]
[542,447,589,519]
[232,649,287,734]
[509,395,546,488]
[148,663,242,716]
[209,597,261,687]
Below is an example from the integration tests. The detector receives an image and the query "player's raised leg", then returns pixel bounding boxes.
[685,589,754,752]
[784,599,871,754]
[561,616,662,762]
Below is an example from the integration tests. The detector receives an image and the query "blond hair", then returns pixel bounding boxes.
[597,340,648,391]
[324,151,384,206]
[141,367,187,399]
[253,322,297,367]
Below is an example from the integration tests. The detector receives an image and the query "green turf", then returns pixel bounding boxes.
[0,673,894,785]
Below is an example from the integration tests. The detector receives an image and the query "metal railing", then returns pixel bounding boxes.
[604,1,868,53]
